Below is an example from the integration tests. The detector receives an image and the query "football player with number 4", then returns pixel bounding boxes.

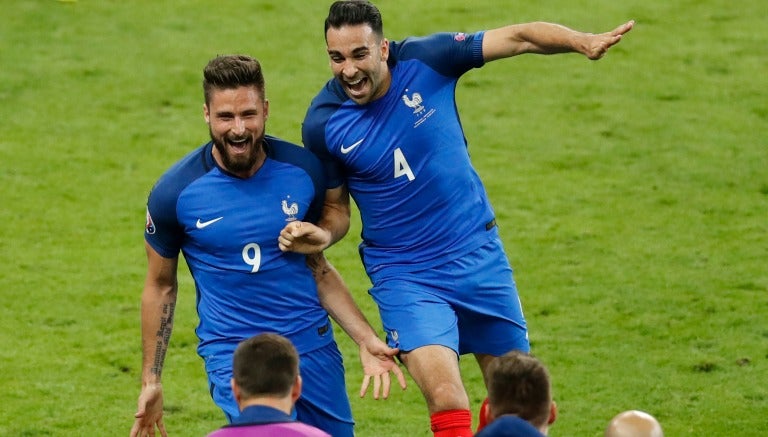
[131,54,404,437]
[279,1,633,436]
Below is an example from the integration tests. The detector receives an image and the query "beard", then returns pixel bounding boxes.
[209,128,265,175]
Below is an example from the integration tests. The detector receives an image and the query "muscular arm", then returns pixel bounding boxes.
[278,185,351,253]
[319,184,351,247]
[307,252,406,399]
[130,242,178,437]
[483,20,634,62]
[309,252,376,345]
[140,243,178,385]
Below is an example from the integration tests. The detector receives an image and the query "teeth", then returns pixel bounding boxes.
[347,78,362,86]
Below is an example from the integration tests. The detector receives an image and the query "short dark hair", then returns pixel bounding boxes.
[232,333,299,399]
[486,351,552,428]
[203,54,265,105]
[325,0,384,39]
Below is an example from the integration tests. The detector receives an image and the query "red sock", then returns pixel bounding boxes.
[430,409,473,437]
[476,398,490,432]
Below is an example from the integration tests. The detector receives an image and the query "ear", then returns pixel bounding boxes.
[290,374,302,403]
[380,38,390,62]
[548,401,558,425]
[484,403,494,423]
[204,103,211,123]
[264,99,269,121]
[231,378,242,405]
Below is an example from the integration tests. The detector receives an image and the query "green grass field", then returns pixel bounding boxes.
[2,0,766,435]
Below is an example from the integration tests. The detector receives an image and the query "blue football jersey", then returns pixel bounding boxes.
[145,136,333,371]
[303,32,498,276]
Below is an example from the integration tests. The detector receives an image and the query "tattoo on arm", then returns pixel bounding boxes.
[150,302,175,377]
[306,254,331,281]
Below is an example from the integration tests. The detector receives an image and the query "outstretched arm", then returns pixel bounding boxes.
[130,242,178,437]
[308,253,407,400]
[278,185,351,254]
[483,20,634,62]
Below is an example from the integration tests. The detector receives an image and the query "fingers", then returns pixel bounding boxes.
[359,368,406,400]
[381,372,391,400]
[277,235,292,252]
[586,20,633,60]
[359,375,372,398]
[394,365,408,390]
[373,373,382,400]
[289,221,303,236]
[278,222,301,251]
[158,420,168,437]
[361,374,383,400]
[130,422,152,437]
[588,23,632,60]
[613,20,635,37]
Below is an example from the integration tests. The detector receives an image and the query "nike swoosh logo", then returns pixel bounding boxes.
[340,138,364,154]
[196,217,223,229]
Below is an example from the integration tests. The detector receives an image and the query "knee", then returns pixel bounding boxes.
[424,380,469,411]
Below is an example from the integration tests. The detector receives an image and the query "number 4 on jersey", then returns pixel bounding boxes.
[393,147,415,181]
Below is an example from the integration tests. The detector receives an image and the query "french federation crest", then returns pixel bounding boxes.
[281,197,299,222]
[402,91,425,114]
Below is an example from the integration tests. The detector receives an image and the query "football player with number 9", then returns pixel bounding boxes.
[131,54,404,437]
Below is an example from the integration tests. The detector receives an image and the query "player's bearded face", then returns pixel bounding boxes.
[205,86,268,177]
[209,126,264,174]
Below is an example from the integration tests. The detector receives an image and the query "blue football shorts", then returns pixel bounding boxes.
[369,236,530,356]
[207,341,354,437]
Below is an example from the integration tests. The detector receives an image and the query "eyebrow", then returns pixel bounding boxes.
[328,45,372,56]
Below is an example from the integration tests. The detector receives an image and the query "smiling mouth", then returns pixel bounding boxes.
[346,77,367,95]
[227,137,250,152]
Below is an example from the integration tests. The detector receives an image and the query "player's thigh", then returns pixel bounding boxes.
[370,278,459,353]
[400,344,470,412]
[295,342,354,437]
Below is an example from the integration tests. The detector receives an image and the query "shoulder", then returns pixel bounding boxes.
[264,135,326,194]
[305,79,348,120]
[388,31,486,75]
[302,81,351,156]
[303,81,348,133]
[149,143,215,206]
[475,415,545,437]
[209,421,330,437]
[272,422,332,437]
[265,136,322,173]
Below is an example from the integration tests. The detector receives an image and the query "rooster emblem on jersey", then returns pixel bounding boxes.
[402,91,425,114]
[282,198,299,222]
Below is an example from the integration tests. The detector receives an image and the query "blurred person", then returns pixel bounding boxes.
[605,410,664,437]
[475,351,556,436]
[207,333,330,437]
[279,1,633,435]
[130,54,404,437]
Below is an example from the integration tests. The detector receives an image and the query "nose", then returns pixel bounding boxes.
[341,60,358,79]
[232,117,246,135]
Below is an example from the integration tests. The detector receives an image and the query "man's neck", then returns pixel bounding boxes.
[239,396,292,415]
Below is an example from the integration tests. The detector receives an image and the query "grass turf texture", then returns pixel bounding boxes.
[2,0,766,435]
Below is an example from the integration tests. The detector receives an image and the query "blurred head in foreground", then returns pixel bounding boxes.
[605,410,663,437]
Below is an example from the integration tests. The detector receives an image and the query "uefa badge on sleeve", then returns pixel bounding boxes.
[145,208,156,235]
